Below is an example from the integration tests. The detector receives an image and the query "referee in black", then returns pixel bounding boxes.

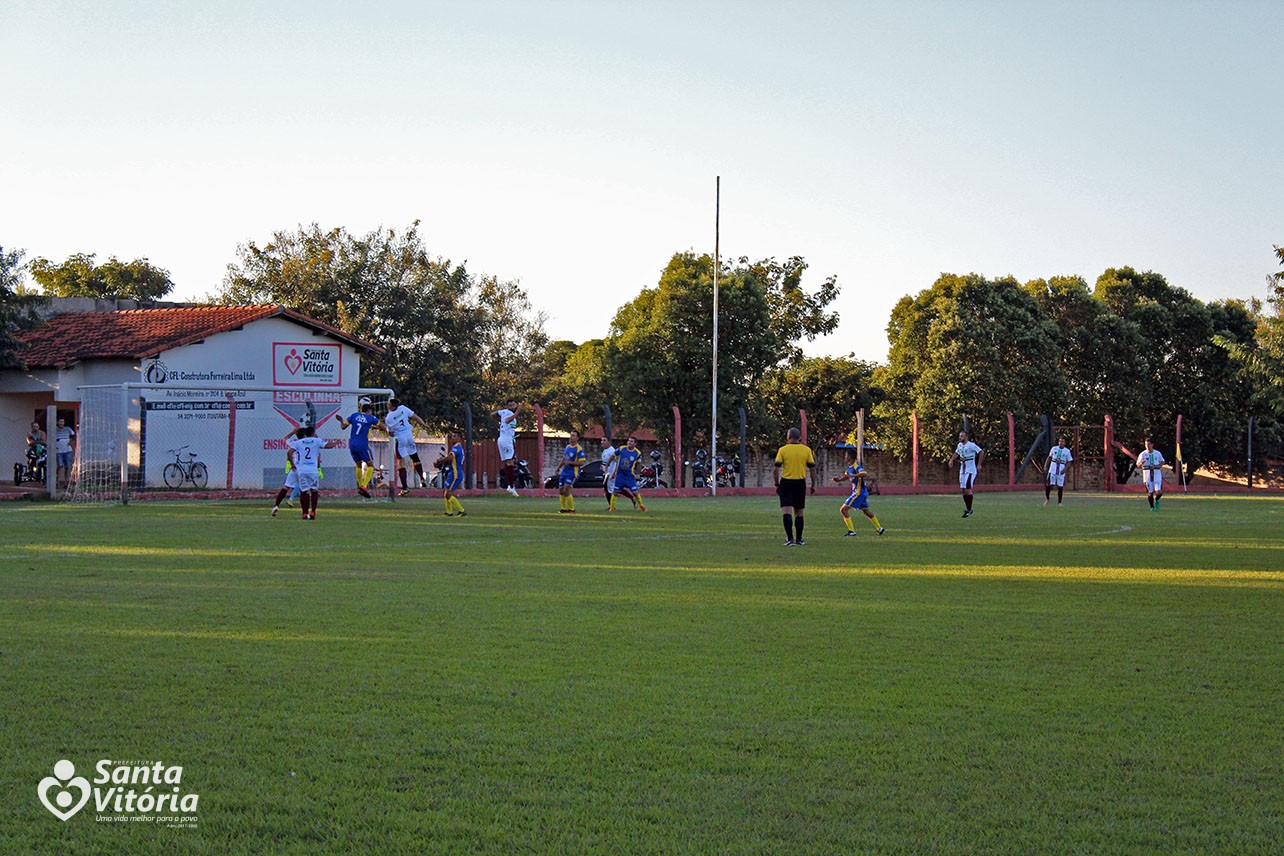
[773,427,819,545]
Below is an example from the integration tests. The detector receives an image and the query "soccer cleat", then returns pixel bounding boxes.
[357,487,371,498]
[443,512,456,517]
[795,540,806,546]
[784,540,796,546]
[844,531,858,537]
[962,509,973,518]
[1043,498,1049,507]
[1155,497,1161,509]
[558,509,569,514]
[638,503,647,512]
[877,527,886,535]
[507,486,519,497]
[270,506,279,517]
[308,512,316,520]
[457,510,467,517]
[283,499,294,508]
[398,489,409,497]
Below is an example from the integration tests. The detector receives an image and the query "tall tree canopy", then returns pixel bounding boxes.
[874,274,1065,460]
[602,252,839,441]
[0,245,44,369]
[750,355,877,446]
[29,253,174,301]
[218,222,544,426]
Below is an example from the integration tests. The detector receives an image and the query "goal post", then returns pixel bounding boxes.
[70,383,395,503]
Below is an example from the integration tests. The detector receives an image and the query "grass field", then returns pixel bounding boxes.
[1,491,1281,854]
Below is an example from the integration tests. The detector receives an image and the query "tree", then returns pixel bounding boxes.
[541,340,612,433]
[750,355,878,446]
[0,245,44,369]
[29,253,174,300]
[604,253,773,441]
[873,274,1066,461]
[475,274,551,423]
[218,222,493,425]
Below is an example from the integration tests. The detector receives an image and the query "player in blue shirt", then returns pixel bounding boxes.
[335,396,382,497]
[557,431,587,514]
[832,449,884,536]
[608,436,647,512]
[436,432,468,517]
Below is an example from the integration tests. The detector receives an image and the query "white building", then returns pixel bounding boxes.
[3,301,383,491]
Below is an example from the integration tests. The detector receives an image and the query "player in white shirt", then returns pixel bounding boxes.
[600,437,618,509]
[272,426,339,519]
[1044,436,1074,506]
[947,430,984,518]
[495,399,521,495]
[381,398,431,496]
[1138,438,1165,510]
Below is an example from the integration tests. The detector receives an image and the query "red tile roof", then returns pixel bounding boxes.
[17,305,383,369]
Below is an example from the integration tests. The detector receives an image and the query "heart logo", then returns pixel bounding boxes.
[38,760,91,821]
[284,349,303,375]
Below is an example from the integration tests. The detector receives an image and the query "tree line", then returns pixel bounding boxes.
[3,229,1283,473]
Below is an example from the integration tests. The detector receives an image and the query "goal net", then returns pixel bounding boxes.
[69,384,397,503]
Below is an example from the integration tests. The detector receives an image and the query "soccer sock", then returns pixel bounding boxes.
[506,464,516,487]
[310,491,319,515]
[399,468,408,490]
[843,513,855,532]
[1148,494,1154,508]
[444,497,453,514]
[290,486,300,501]
[274,488,289,507]
[1045,485,1052,500]
[609,494,616,510]
[559,494,568,511]
[1057,487,1063,503]
[568,495,575,511]
[357,466,368,488]
[451,496,464,514]
[965,493,973,511]
[795,517,805,541]
[869,514,882,531]
[299,492,310,516]
[782,514,794,541]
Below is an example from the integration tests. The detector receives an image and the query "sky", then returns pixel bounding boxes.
[2,0,1279,364]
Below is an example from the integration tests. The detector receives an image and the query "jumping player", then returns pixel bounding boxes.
[1045,436,1073,506]
[336,396,381,497]
[1138,438,1165,510]
[381,398,431,496]
[438,432,468,517]
[948,430,984,518]
[609,436,646,512]
[557,430,587,514]
[833,449,884,536]
[495,400,521,496]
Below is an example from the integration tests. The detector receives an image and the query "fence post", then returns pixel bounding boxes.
[463,402,473,489]
[672,406,682,488]
[534,404,545,494]
[857,408,865,467]
[1007,412,1015,486]
[911,411,919,487]
[1247,415,1255,489]
[739,406,747,488]
[226,393,238,491]
[1104,414,1115,492]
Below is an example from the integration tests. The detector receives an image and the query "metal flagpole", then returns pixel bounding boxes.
[711,176,720,496]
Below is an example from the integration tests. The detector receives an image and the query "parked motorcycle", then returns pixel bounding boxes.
[637,450,668,489]
[14,442,47,486]
[715,454,740,488]
[686,448,710,488]
[500,459,535,490]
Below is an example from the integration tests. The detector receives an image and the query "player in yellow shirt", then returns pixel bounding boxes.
[773,427,818,545]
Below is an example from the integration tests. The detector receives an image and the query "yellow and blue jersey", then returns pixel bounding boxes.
[445,442,465,489]
[614,447,642,488]
[559,443,586,486]
[843,464,871,509]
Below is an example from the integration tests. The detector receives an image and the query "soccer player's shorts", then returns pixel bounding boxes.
[497,437,515,460]
[777,478,807,509]
[394,434,418,458]
[1048,470,1067,488]
[1143,470,1163,492]
[558,467,578,487]
[959,467,977,490]
[445,469,464,491]
[296,469,320,492]
[282,469,299,490]
[614,474,636,492]
[349,444,373,465]
[843,490,869,511]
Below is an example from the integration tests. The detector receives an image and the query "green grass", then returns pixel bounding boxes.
[1,492,1281,854]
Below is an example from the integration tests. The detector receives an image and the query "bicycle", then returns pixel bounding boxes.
[163,445,209,489]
